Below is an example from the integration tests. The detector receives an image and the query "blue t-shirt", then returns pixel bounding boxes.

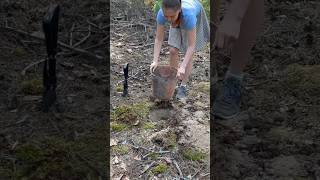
[156,0,201,30]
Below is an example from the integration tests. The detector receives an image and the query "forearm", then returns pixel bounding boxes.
[181,46,195,68]
[225,0,253,21]
[153,38,163,63]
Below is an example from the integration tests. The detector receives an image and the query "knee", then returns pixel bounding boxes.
[169,47,179,56]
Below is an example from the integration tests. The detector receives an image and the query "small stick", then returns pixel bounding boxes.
[2,26,103,60]
[70,23,75,46]
[21,59,46,76]
[201,172,210,177]
[140,161,156,174]
[73,25,91,47]
[173,160,183,177]
[191,166,203,179]
[86,20,100,29]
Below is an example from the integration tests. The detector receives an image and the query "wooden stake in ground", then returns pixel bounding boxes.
[122,63,129,97]
[42,4,60,112]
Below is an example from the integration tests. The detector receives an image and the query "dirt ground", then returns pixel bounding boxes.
[212,0,320,179]
[1,0,320,179]
[110,0,210,179]
[0,0,108,179]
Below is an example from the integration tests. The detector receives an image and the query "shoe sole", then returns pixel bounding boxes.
[212,111,240,120]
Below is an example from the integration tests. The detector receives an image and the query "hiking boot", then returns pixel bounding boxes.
[213,76,244,119]
[176,85,187,100]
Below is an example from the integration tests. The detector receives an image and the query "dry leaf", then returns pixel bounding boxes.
[127,49,133,54]
[112,156,120,165]
[110,138,118,146]
[133,155,141,161]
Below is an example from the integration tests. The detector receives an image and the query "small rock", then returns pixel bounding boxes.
[22,96,41,101]
[31,31,44,39]
[162,157,172,164]
[10,109,18,113]
[177,126,185,132]
[67,96,73,104]
[180,109,190,117]
[133,155,141,161]
[195,101,206,108]
[67,76,75,81]
[110,139,118,146]
[60,62,74,69]
[93,14,103,21]
[73,70,88,78]
[119,162,127,171]
[126,49,133,54]
[194,111,205,119]
[112,156,120,165]
[242,135,261,145]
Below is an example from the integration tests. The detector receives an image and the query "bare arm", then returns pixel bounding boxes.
[153,24,165,63]
[180,27,196,69]
[214,0,255,49]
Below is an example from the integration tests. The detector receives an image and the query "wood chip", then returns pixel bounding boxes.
[110,138,118,146]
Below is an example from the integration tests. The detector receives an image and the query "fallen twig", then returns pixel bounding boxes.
[70,23,75,46]
[140,161,156,175]
[201,172,210,177]
[73,24,91,47]
[191,166,203,179]
[21,59,46,76]
[2,26,103,60]
[173,160,183,177]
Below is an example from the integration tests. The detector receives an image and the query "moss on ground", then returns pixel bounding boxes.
[148,152,159,160]
[182,148,206,162]
[112,145,130,155]
[9,125,107,179]
[21,78,43,95]
[195,81,210,94]
[111,101,151,125]
[282,64,320,99]
[143,122,156,130]
[115,84,123,92]
[13,47,27,57]
[151,162,168,175]
[111,122,127,132]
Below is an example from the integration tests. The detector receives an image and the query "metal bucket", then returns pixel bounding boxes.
[151,65,178,100]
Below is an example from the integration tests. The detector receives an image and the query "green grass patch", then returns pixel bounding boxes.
[167,133,177,150]
[282,64,320,99]
[151,162,168,174]
[111,123,127,132]
[12,125,107,179]
[195,81,210,94]
[182,148,206,162]
[115,85,123,92]
[13,47,27,57]
[21,78,43,95]
[111,101,151,124]
[143,122,156,130]
[112,145,130,155]
[148,152,159,160]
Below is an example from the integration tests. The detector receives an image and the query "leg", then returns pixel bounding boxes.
[229,0,264,74]
[214,0,265,119]
[169,47,179,69]
[181,56,194,85]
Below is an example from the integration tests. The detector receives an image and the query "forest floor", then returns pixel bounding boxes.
[213,0,320,179]
[0,0,108,179]
[110,0,210,179]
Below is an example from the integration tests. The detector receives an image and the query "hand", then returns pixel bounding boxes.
[150,61,159,74]
[214,16,241,50]
[176,65,186,80]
